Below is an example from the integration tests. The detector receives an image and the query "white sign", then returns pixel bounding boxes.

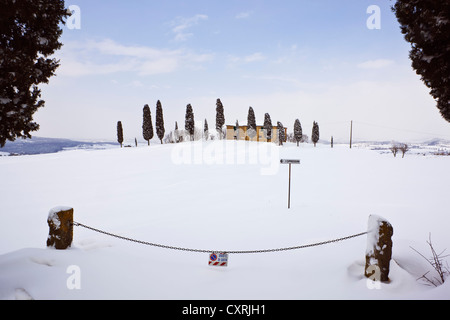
[280,159,300,164]
[208,252,229,267]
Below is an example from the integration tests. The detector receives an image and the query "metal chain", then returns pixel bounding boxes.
[73,221,367,254]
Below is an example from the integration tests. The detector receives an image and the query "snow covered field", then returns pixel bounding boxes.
[0,140,449,300]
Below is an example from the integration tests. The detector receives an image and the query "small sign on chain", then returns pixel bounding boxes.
[208,252,229,267]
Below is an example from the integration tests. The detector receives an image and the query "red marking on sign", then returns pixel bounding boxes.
[209,261,227,266]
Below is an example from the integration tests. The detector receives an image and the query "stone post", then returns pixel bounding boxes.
[47,206,73,250]
[365,215,393,282]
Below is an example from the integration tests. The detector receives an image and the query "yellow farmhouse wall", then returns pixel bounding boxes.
[225,125,287,142]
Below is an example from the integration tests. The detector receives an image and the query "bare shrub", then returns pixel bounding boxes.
[399,143,409,158]
[390,144,399,157]
[410,233,450,287]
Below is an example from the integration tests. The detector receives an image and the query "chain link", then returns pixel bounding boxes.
[72,221,367,254]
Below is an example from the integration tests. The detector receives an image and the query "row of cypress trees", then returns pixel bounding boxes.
[117,98,320,147]
[118,99,225,147]
[142,100,165,145]
[117,100,166,147]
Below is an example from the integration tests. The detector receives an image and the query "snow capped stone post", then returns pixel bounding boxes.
[365,215,393,282]
[47,207,74,250]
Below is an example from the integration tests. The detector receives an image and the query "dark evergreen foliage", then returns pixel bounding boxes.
[277,121,285,146]
[185,104,195,141]
[263,113,272,141]
[215,98,225,138]
[312,121,320,147]
[142,104,153,145]
[392,0,450,122]
[117,121,123,147]
[204,119,209,140]
[293,119,302,146]
[155,100,165,144]
[0,0,70,147]
[247,107,256,139]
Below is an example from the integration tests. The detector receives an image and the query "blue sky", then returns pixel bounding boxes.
[36,0,450,142]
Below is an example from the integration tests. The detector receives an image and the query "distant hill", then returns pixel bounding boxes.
[2,136,449,157]
[0,136,117,156]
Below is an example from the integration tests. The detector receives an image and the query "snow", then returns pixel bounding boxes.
[0,140,449,300]
[48,206,73,216]
[366,214,388,258]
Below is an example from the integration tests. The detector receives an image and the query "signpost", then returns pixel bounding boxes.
[280,159,300,209]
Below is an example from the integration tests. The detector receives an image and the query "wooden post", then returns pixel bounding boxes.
[365,215,393,282]
[47,206,74,250]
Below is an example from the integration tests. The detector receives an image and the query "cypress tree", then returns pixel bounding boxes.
[142,104,153,146]
[204,119,209,140]
[312,121,320,147]
[263,113,272,142]
[117,121,123,148]
[216,98,225,139]
[235,119,240,140]
[174,121,182,143]
[247,107,257,139]
[277,121,285,146]
[185,104,195,141]
[294,119,302,146]
[392,1,450,122]
[0,0,71,147]
[155,100,165,144]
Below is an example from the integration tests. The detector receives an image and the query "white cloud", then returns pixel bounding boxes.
[357,59,394,69]
[235,11,252,19]
[56,39,212,77]
[244,52,265,63]
[171,14,208,42]
[57,56,136,77]
[227,52,266,66]
[127,80,144,88]
[86,39,174,59]
[243,75,306,88]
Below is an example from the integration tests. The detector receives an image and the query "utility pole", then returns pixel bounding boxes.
[350,120,353,149]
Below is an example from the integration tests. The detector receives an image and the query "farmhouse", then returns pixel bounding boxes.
[225,125,287,142]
